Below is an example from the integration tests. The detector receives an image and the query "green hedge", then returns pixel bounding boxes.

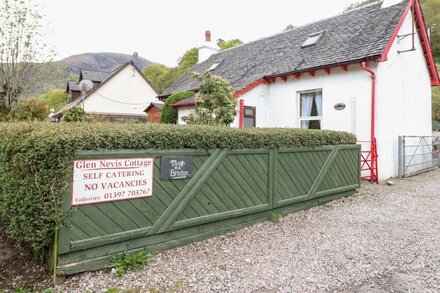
[160,91,194,124]
[0,122,356,254]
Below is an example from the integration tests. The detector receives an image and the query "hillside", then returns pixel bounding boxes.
[60,52,153,76]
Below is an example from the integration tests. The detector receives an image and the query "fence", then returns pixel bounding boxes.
[55,145,360,276]
[398,135,440,178]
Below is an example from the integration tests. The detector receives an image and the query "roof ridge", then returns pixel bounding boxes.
[80,68,112,73]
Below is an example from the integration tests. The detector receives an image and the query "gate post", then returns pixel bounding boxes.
[398,136,405,178]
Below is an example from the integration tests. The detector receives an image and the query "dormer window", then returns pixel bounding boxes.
[301,32,324,48]
[208,60,222,71]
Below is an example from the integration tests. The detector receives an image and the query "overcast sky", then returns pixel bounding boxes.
[37,0,358,67]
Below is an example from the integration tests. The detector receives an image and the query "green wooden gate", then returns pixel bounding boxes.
[56,145,360,275]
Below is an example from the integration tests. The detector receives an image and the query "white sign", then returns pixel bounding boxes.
[72,158,154,206]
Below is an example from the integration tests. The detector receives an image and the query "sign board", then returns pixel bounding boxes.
[160,157,192,180]
[334,103,346,110]
[72,158,154,206]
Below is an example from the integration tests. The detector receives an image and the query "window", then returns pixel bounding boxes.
[243,106,256,128]
[208,60,222,71]
[299,90,322,129]
[301,32,324,48]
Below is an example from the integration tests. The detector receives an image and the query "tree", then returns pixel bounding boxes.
[343,0,377,12]
[432,86,440,121]
[421,0,440,61]
[14,97,48,121]
[0,0,55,111]
[183,71,236,126]
[143,48,199,94]
[161,91,194,124]
[41,90,68,112]
[217,39,243,51]
[143,64,173,94]
[177,48,199,74]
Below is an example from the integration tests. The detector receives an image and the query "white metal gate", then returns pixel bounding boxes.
[398,135,440,178]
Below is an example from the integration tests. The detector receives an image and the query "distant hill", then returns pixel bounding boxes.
[60,52,154,76]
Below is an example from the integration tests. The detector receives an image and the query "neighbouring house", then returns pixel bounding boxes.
[66,80,81,103]
[66,69,112,103]
[144,101,164,123]
[54,61,158,121]
[159,0,439,182]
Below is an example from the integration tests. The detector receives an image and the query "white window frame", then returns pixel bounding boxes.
[297,89,323,129]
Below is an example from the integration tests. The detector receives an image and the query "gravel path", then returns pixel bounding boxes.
[57,170,440,292]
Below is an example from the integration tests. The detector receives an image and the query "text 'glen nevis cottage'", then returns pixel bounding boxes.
[160,0,439,182]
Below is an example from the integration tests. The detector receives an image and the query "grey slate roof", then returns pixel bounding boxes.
[67,80,80,92]
[79,69,111,83]
[161,1,408,97]
[153,101,164,110]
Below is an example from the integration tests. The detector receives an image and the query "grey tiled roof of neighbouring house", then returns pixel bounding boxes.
[161,1,408,97]
[151,101,165,110]
[67,80,81,92]
[79,69,112,83]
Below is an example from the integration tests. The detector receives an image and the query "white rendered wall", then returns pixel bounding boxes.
[231,65,373,138]
[177,66,373,141]
[376,11,432,179]
[177,106,195,124]
[83,64,158,116]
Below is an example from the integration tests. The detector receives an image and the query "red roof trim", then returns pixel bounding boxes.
[170,101,196,108]
[234,79,265,98]
[380,0,414,62]
[413,0,440,86]
[380,0,439,86]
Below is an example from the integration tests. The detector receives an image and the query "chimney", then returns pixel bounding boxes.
[198,30,220,63]
[205,30,212,42]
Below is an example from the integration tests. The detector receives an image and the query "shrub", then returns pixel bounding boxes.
[14,97,49,121]
[63,106,85,122]
[185,71,236,126]
[110,250,151,277]
[0,122,356,254]
[41,90,68,112]
[160,91,194,124]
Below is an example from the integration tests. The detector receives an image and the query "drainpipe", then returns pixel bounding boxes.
[361,61,379,183]
[239,99,244,128]
[361,61,376,141]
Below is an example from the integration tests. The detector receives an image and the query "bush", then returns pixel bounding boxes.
[63,106,85,122]
[14,97,49,121]
[160,91,194,124]
[41,90,68,112]
[0,122,356,254]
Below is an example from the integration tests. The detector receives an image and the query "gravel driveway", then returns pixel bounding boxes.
[57,169,440,292]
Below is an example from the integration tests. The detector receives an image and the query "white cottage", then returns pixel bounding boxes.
[160,0,439,182]
[55,61,158,121]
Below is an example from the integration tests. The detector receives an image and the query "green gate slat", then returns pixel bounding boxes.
[306,146,340,201]
[147,149,229,235]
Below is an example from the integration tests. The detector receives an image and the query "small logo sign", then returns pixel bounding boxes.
[334,103,346,110]
[160,157,193,180]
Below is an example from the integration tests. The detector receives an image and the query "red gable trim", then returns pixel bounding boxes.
[380,0,414,62]
[413,0,440,86]
[170,101,196,108]
[235,79,265,98]
[381,0,439,86]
